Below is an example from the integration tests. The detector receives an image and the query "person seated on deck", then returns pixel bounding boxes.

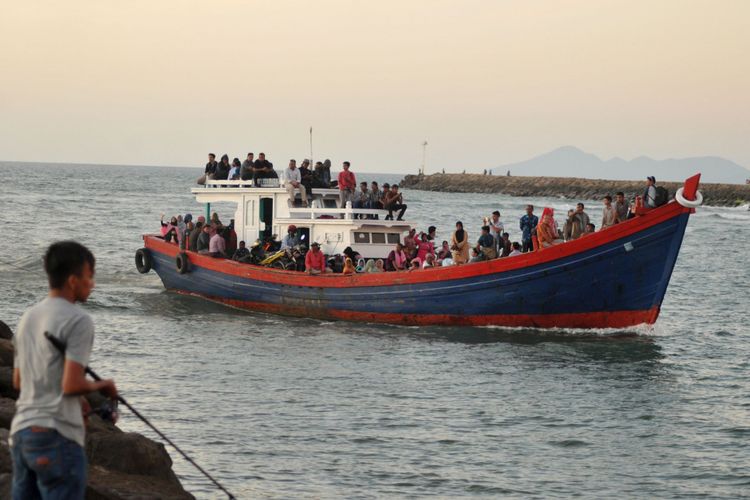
[160,214,179,243]
[583,223,596,236]
[232,240,250,261]
[197,225,211,254]
[508,242,523,256]
[213,154,231,181]
[499,232,512,257]
[537,208,561,249]
[252,152,277,186]
[422,253,436,269]
[305,242,332,274]
[281,225,300,251]
[383,184,407,221]
[342,246,361,265]
[222,221,237,257]
[353,182,370,218]
[477,225,497,259]
[469,247,485,263]
[415,232,435,264]
[240,153,255,180]
[283,160,309,207]
[436,240,452,263]
[209,224,227,258]
[386,243,408,271]
[363,259,380,273]
[342,257,356,274]
[228,158,242,180]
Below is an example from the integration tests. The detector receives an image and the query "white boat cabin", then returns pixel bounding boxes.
[192,179,412,258]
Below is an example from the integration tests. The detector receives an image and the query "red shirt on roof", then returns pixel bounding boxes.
[338,170,356,190]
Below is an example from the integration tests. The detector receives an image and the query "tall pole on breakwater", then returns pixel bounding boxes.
[420,140,428,175]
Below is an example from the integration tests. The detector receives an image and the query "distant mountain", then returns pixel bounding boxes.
[494,146,750,184]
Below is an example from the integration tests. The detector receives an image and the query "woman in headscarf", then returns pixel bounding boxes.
[363,259,380,273]
[537,207,559,249]
[387,243,408,271]
[342,257,356,274]
[450,221,470,264]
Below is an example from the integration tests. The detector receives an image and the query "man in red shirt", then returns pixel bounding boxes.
[337,161,357,212]
[305,242,331,274]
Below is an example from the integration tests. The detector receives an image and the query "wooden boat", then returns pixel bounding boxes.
[136,174,703,328]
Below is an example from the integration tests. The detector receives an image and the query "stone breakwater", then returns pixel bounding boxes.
[0,321,193,499]
[400,174,750,207]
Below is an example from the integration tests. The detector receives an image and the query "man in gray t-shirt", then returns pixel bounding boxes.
[10,241,117,499]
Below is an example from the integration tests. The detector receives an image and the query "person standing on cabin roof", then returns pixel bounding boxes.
[240,153,255,181]
[11,241,118,500]
[601,195,617,229]
[338,161,357,209]
[644,176,657,208]
[519,205,538,252]
[614,192,629,223]
[283,160,308,208]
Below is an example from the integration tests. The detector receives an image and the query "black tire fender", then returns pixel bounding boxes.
[135,248,152,274]
[175,252,189,274]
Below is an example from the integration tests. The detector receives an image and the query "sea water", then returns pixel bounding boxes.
[0,162,748,499]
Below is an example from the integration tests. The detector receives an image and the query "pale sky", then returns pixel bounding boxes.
[1,0,748,173]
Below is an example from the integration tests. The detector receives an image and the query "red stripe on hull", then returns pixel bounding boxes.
[170,290,660,328]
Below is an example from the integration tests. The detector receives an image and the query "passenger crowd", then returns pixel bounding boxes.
[170,169,665,275]
[197,152,410,220]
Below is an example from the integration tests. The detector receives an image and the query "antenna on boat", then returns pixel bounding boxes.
[420,140,428,175]
[309,126,314,166]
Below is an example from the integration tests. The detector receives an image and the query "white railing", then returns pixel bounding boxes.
[287,207,392,220]
[204,178,280,188]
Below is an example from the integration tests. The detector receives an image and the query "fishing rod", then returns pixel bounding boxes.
[44,332,237,500]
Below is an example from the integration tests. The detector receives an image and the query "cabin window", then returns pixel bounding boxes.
[354,232,370,243]
[387,233,400,244]
[371,233,386,244]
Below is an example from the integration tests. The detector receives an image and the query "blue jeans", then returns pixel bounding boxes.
[12,427,87,500]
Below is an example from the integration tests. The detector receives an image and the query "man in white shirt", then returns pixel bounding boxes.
[488,210,504,253]
[283,160,308,207]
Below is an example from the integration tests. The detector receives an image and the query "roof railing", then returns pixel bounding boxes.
[203,179,281,188]
[287,206,394,221]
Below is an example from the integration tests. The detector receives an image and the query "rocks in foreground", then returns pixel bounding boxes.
[0,321,193,499]
[400,173,750,207]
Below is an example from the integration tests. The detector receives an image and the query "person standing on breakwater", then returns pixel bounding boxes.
[11,241,118,499]
[519,205,538,252]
